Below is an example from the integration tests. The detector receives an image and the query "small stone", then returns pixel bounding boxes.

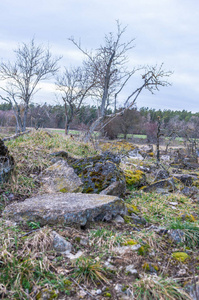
[7,193,15,201]
[169,202,178,206]
[52,231,72,253]
[114,215,125,223]
[131,244,141,251]
[104,261,116,271]
[125,265,138,276]
[130,213,147,225]
[114,284,123,293]
[96,289,102,295]
[78,290,87,298]
[113,246,131,255]
[65,250,83,260]
[79,237,89,246]
[126,288,134,298]
[149,250,156,257]
[177,269,187,276]
[168,229,185,244]
[171,206,177,210]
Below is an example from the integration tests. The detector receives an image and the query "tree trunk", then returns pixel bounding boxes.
[84,116,103,142]
[22,105,29,132]
[65,116,69,135]
[156,117,161,163]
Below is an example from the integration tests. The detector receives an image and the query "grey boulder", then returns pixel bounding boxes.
[37,159,83,193]
[3,193,126,226]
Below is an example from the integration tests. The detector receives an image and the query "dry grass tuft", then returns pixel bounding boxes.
[133,275,192,300]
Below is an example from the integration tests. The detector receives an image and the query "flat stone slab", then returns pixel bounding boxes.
[3,193,126,226]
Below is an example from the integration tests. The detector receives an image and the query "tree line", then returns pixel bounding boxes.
[0,21,172,138]
[1,102,198,144]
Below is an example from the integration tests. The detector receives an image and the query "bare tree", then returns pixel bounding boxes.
[0,39,60,132]
[69,21,172,141]
[56,66,95,134]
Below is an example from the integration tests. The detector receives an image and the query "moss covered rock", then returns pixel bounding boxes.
[0,138,14,184]
[124,169,147,188]
[142,178,176,193]
[38,159,83,193]
[67,152,126,197]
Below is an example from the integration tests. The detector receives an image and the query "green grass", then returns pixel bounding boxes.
[117,133,147,139]
[4,129,98,196]
[72,256,108,285]
[126,192,199,226]
[89,228,126,249]
[167,220,199,248]
[0,222,71,299]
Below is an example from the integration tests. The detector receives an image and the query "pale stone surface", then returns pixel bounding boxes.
[113,244,141,255]
[52,231,72,253]
[125,265,138,276]
[65,250,84,260]
[3,193,126,226]
[100,181,125,197]
[38,159,83,193]
[114,215,125,223]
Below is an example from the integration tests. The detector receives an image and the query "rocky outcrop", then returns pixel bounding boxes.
[67,152,126,197]
[154,169,170,181]
[37,159,83,193]
[3,193,126,226]
[0,138,14,183]
[142,178,176,193]
[172,174,198,186]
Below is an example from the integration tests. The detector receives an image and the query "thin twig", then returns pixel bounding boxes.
[71,278,97,299]
[20,228,40,237]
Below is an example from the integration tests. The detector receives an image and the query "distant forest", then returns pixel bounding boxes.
[0,102,199,141]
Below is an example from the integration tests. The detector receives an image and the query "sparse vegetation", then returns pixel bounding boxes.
[0,128,198,299]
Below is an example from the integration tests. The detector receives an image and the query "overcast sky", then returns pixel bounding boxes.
[0,0,198,112]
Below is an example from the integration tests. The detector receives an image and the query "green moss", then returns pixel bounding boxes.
[103,292,112,297]
[142,262,150,271]
[172,252,190,262]
[75,237,81,243]
[138,244,150,256]
[181,213,196,222]
[36,289,59,300]
[63,279,72,286]
[124,169,146,188]
[142,262,159,272]
[123,215,131,224]
[126,203,139,214]
[123,239,137,246]
[59,187,68,193]
[85,187,94,193]
[193,180,199,188]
